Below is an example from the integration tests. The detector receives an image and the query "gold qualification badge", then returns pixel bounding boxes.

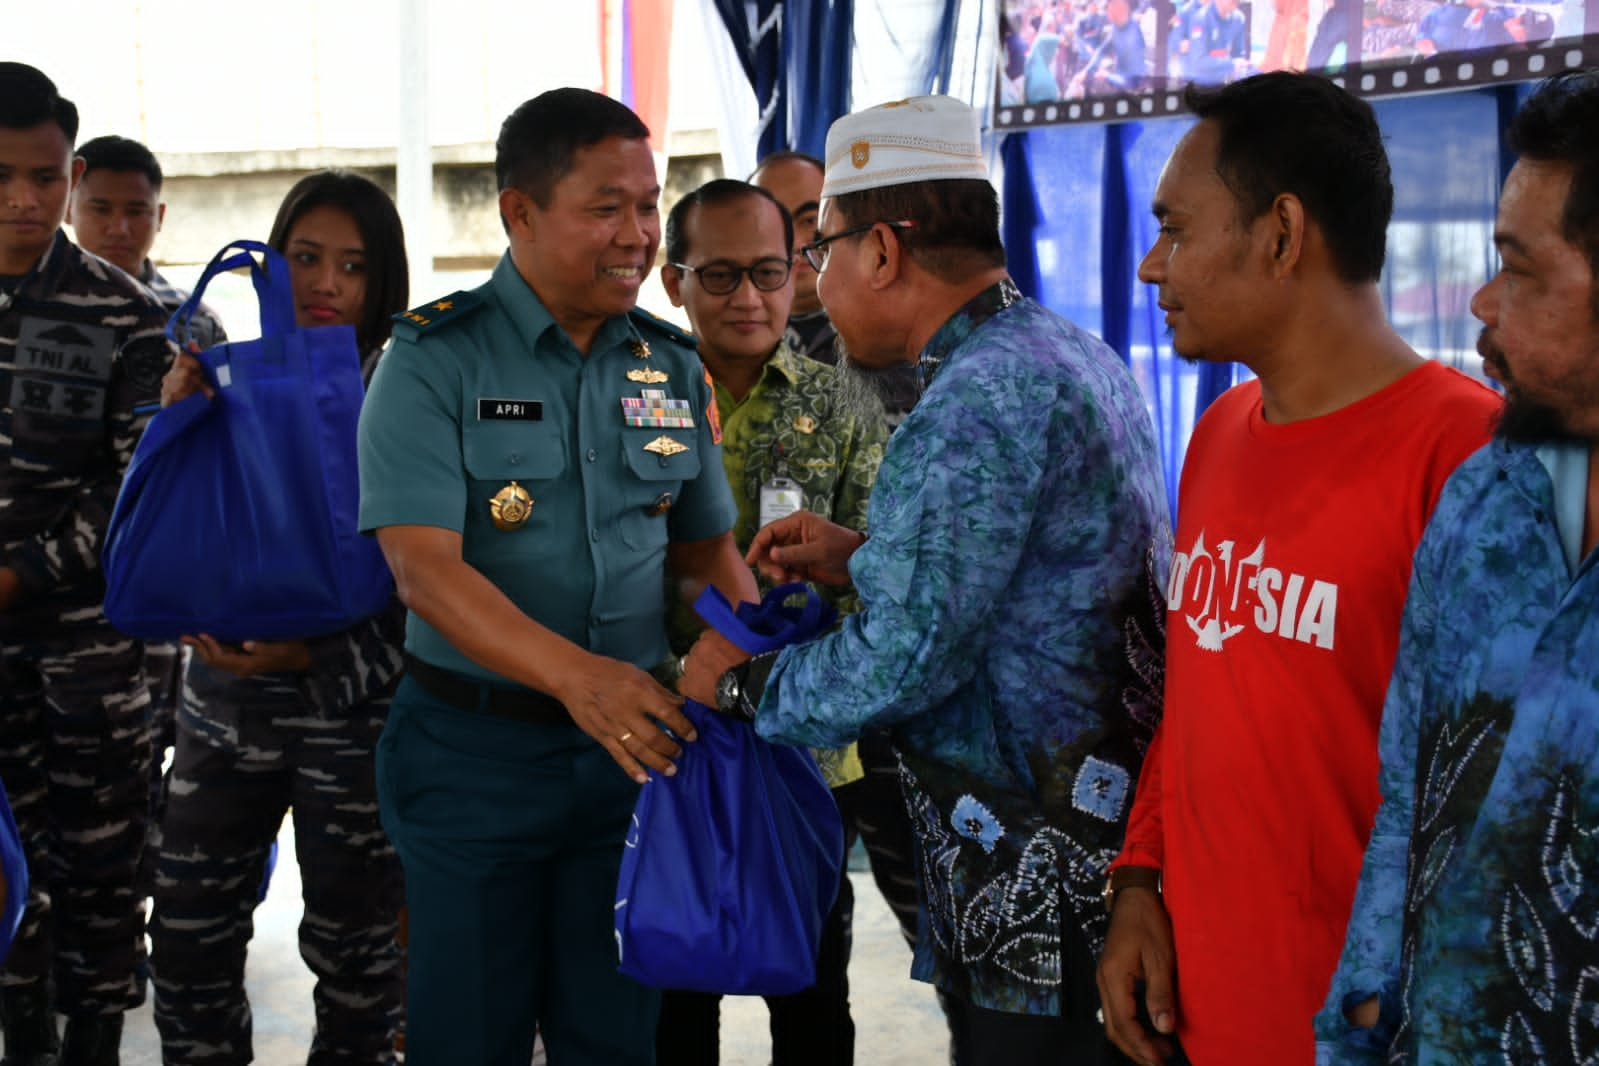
[489,481,533,531]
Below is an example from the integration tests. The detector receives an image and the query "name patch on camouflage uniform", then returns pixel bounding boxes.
[11,317,114,419]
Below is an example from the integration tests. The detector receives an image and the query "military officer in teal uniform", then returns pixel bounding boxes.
[356,88,758,1066]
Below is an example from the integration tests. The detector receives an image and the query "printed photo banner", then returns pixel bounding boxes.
[994,0,1599,128]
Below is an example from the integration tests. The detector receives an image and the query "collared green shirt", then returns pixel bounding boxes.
[712,342,886,601]
[358,253,736,683]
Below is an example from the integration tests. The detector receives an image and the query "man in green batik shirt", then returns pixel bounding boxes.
[655,178,888,1066]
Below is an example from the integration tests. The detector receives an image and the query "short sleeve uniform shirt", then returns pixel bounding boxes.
[358,254,736,682]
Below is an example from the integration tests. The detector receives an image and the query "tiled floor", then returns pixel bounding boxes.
[120,829,950,1065]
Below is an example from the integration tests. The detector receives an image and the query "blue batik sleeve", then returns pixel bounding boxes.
[1315,529,1441,1063]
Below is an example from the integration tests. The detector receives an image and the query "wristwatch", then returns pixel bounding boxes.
[714,665,752,720]
[713,651,779,721]
[1103,866,1161,914]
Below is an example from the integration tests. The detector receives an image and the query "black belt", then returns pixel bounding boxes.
[403,654,570,725]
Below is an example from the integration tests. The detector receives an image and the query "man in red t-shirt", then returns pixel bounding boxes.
[1095,73,1501,1066]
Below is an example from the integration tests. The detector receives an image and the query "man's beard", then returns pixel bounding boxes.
[830,337,899,420]
[1479,328,1575,444]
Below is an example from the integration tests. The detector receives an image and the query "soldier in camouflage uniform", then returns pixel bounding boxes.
[0,63,176,1066]
[66,133,228,894]
[148,169,409,1066]
[656,179,888,1066]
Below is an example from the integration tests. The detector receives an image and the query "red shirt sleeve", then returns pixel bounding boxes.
[1114,719,1167,871]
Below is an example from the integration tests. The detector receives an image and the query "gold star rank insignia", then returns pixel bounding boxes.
[489,481,533,531]
[643,435,689,457]
[628,338,651,360]
[627,368,669,384]
[432,300,454,312]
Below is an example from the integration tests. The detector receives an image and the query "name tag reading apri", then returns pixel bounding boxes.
[478,398,543,421]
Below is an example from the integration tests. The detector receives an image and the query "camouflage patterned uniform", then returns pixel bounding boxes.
[0,230,173,1022]
[148,354,405,1065]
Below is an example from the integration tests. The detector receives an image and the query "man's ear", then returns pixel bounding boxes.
[156,201,167,233]
[866,222,908,291]
[1267,192,1307,279]
[499,186,536,242]
[662,264,686,308]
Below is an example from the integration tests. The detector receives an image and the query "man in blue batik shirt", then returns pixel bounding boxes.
[681,96,1170,1066]
[1316,69,1599,1065]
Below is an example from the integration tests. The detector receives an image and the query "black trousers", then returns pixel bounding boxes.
[655,863,855,1066]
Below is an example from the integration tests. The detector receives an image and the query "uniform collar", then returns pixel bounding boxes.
[490,251,632,359]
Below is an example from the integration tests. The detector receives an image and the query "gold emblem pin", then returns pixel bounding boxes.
[793,415,818,434]
[627,368,669,384]
[489,481,533,531]
[647,491,674,516]
[643,435,689,457]
[851,141,871,169]
[628,338,651,360]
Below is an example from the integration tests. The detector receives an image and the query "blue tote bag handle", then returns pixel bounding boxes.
[166,239,296,348]
[692,582,836,655]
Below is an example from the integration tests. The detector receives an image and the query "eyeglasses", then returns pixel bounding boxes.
[798,220,915,273]
[669,257,792,296]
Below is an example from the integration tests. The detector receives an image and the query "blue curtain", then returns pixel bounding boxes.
[999,123,1106,336]
[785,0,855,157]
[1115,115,1202,521]
[1373,88,1506,376]
[708,0,788,156]
[922,0,964,95]
[711,0,855,159]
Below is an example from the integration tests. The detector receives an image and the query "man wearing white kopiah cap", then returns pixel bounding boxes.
[680,95,1169,1064]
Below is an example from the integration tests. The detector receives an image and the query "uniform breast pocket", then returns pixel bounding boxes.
[463,424,566,544]
[617,430,702,552]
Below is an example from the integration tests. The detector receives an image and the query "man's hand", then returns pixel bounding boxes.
[745,511,864,587]
[1097,886,1179,1066]
[183,635,313,677]
[0,567,20,614]
[160,347,213,406]
[553,652,699,785]
[679,629,750,707]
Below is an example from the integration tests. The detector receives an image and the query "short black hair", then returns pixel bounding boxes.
[77,135,163,190]
[495,88,649,207]
[268,169,410,354]
[665,179,794,264]
[0,62,79,144]
[1508,69,1599,281]
[749,150,824,183]
[829,179,1007,283]
[1185,72,1392,284]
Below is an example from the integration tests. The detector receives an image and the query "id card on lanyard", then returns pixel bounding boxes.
[759,443,804,529]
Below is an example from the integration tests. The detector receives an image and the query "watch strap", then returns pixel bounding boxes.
[1104,865,1161,914]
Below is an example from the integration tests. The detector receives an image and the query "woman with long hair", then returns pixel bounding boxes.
[149,169,409,1066]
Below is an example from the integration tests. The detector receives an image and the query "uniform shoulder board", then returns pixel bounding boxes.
[627,306,697,350]
[392,290,484,336]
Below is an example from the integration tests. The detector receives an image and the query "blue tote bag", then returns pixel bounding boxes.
[614,583,846,996]
[102,240,392,642]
